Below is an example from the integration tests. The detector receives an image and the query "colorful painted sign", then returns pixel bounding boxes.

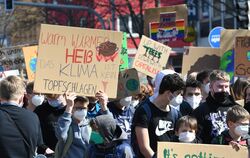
[150,19,185,43]
[22,45,38,81]
[157,142,248,158]
[159,12,176,28]
[34,24,123,98]
[234,36,250,77]
[132,35,171,78]
[208,26,224,48]
[117,68,140,99]
[119,33,129,71]
[220,29,250,80]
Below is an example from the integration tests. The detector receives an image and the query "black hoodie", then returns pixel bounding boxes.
[192,93,237,144]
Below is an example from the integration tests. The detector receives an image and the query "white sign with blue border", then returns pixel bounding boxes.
[208,27,225,48]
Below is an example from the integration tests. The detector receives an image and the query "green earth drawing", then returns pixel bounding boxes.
[29,57,37,73]
[220,50,234,81]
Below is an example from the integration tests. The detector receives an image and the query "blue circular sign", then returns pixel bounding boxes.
[208,27,225,48]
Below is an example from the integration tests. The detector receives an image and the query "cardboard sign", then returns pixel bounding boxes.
[182,47,220,76]
[220,29,250,80]
[117,68,140,99]
[22,46,38,81]
[132,35,171,78]
[0,46,25,72]
[234,37,250,77]
[144,4,188,37]
[34,24,123,98]
[157,142,248,158]
[119,33,129,71]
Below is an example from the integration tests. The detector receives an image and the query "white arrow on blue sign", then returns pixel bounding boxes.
[208,27,225,48]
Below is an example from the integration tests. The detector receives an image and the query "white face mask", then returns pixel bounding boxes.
[119,96,132,107]
[178,132,196,143]
[234,125,249,137]
[73,109,88,122]
[170,94,183,107]
[31,95,44,107]
[131,100,139,108]
[204,83,210,94]
[185,95,202,110]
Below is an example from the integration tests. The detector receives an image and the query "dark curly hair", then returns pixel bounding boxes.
[159,74,185,94]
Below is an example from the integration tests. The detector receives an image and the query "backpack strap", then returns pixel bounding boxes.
[61,126,73,158]
[54,126,73,158]
[142,101,152,123]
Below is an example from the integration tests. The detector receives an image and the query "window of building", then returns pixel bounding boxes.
[117,15,139,37]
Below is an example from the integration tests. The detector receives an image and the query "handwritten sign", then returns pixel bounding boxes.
[235,37,250,77]
[117,68,140,99]
[220,29,250,80]
[159,12,176,28]
[22,45,38,81]
[182,47,220,76]
[158,142,248,158]
[34,24,123,98]
[0,46,25,72]
[119,33,129,71]
[132,35,171,78]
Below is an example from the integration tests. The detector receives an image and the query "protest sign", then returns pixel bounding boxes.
[234,36,250,77]
[22,45,38,81]
[132,35,171,78]
[34,24,123,98]
[157,142,248,158]
[119,33,129,71]
[159,12,176,28]
[144,4,188,37]
[0,70,20,80]
[0,46,25,72]
[182,47,220,76]
[117,68,140,99]
[220,29,250,80]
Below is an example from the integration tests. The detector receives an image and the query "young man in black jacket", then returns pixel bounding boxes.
[0,76,44,158]
[192,70,237,144]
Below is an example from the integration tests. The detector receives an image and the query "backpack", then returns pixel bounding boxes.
[54,126,73,158]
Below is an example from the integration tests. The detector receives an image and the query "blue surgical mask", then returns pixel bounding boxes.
[48,99,63,108]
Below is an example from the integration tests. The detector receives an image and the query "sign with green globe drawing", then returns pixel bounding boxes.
[219,49,234,80]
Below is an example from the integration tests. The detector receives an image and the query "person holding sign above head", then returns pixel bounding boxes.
[55,94,91,158]
[211,105,249,150]
[192,70,238,144]
[25,81,45,112]
[34,93,67,153]
[171,115,201,143]
[87,91,109,119]
[131,69,184,158]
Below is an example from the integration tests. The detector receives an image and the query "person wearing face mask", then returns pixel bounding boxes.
[211,106,249,149]
[25,82,45,112]
[197,70,211,103]
[107,96,135,143]
[244,84,250,113]
[88,114,134,158]
[179,79,202,116]
[131,71,184,158]
[55,95,91,158]
[34,93,67,152]
[192,70,238,144]
[171,116,201,143]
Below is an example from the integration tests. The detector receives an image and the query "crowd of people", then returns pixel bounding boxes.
[0,68,249,158]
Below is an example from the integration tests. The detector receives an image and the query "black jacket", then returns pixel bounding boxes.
[180,101,193,116]
[0,104,44,158]
[192,93,237,144]
[34,101,66,151]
